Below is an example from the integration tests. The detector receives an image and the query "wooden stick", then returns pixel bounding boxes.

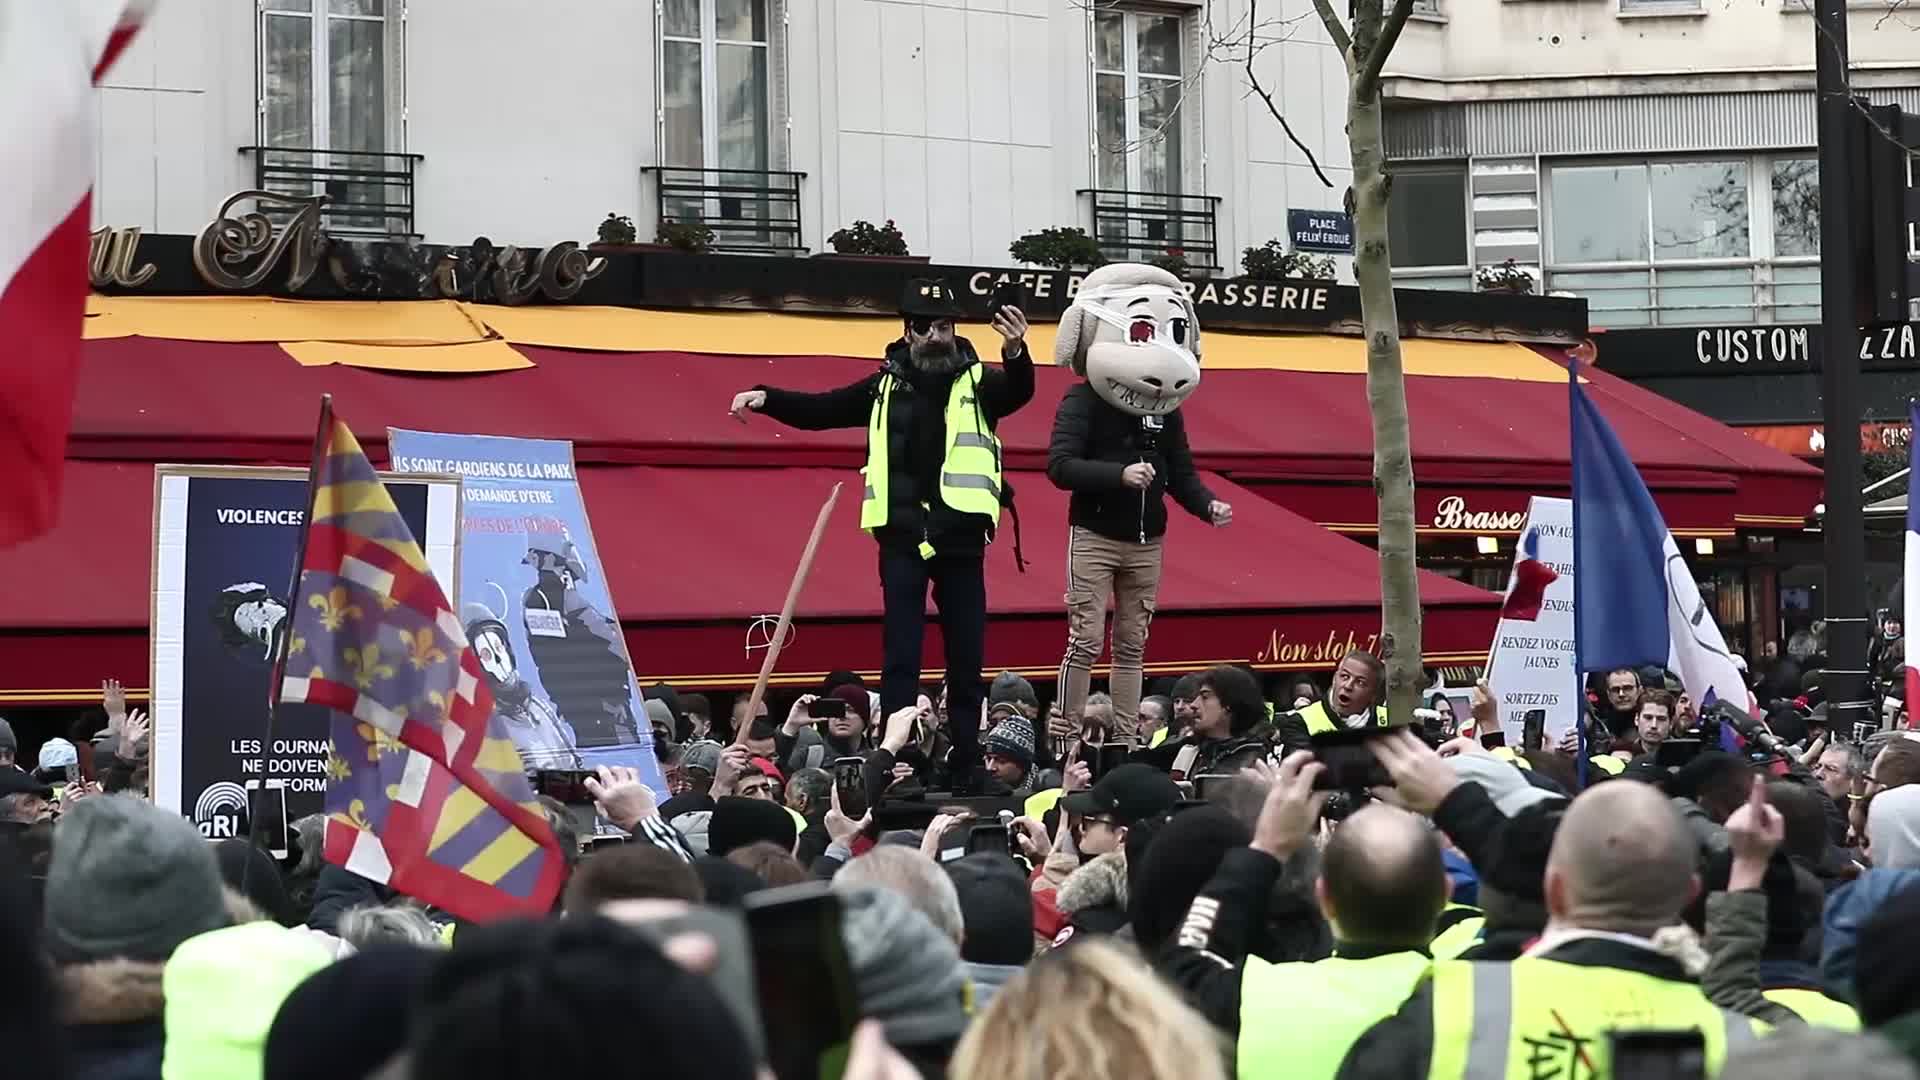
[738,482,843,746]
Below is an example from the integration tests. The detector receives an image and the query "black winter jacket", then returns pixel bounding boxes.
[1046,383,1214,544]
[756,337,1034,555]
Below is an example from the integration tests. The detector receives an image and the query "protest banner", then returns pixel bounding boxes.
[386,429,667,793]
[1485,496,1580,744]
[149,464,461,842]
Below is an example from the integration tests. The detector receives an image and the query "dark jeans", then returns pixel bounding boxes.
[878,546,986,780]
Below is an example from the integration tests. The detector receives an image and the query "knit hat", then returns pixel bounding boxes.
[214,839,293,927]
[643,698,677,734]
[836,886,970,1048]
[1128,805,1251,954]
[44,794,230,963]
[0,717,16,757]
[829,684,873,725]
[679,739,724,776]
[984,715,1038,770]
[1867,785,1920,870]
[36,738,77,771]
[823,670,867,696]
[708,796,797,857]
[988,672,1039,713]
[161,921,334,1080]
[944,854,1034,967]
[1853,881,1920,1026]
[693,855,768,906]
[1449,753,1560,818]
[265,946,439,1080]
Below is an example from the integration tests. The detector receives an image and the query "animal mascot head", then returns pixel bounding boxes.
[1053,263,1202,415]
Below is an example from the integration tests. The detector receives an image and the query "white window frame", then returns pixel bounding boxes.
[255,0,407,152]
[655,0,782,173]
[1542,152,1819,327]
[1387,162,1474,289]
[1091,6,1189,196]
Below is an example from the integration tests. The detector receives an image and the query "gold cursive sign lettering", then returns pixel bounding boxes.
[494,241,607,306]
[1255,628,1380,666]
[89,227,156,288]
[193,190,330,292]
[1430,495,1526,532]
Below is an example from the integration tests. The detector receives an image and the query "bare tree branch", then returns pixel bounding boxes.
[1244,0,1335,188]
[1309,0,1353,58]
[1355,0,1415,101]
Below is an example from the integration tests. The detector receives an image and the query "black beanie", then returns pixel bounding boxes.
[944,853,1034,966]
[266,946,437,1080]
[1479,802,1562,905]
[708,797,798,858]
[1854,882,1920,1026]
[694,856,770,907]
[1129,805,1251,954]
[410,916,757,1080]
[214,839,293,926]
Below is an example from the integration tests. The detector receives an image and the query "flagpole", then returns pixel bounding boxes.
[246,394,334,881]
[738,482,843,747]
[1568,358,1588,790]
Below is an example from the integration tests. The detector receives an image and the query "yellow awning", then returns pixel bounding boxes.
[280,339,533,373]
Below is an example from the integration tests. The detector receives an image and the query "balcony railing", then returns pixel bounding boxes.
[241,147,423,237]
[1545,259,1821,328]
[643,167,806,254]
[1078,189,1223,270]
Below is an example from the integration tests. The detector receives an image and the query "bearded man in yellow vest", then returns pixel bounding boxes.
[1334,779,1765,1080]
[729,278,1034,789]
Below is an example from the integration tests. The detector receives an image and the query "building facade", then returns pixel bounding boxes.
[92,0,1356,276]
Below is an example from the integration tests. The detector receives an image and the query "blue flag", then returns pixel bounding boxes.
[1570,376,1669,671]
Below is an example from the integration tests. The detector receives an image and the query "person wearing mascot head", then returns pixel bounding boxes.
[1047,263,1229,743]
[729,277,1034,791]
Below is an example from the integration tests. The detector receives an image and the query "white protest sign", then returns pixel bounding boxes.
[1486,497,1580,744]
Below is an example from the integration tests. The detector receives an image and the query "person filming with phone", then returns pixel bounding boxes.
[730,277,1034,792]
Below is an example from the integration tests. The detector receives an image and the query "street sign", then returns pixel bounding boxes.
[1288,209,1354,254]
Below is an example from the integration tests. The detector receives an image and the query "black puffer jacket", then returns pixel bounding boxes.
[1047,383,1213,544]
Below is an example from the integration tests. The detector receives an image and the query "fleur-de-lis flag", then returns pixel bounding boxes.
[278,400,564,921]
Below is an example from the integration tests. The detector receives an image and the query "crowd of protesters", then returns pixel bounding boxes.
[6,647,1920,1080]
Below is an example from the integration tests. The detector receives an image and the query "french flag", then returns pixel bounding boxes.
[0,0,150,551]
[1502,527,1559,621]
[1906,402,1919,723]
[1570,369,1752,714]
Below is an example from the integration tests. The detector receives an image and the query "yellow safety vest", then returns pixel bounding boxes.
[1239,951,1433,1080]
[1427,958,1765,1080]
[1588,755,1626,777]
[1296,700,1387,735]
[1761,987,1861,1030]
[1149,726,1170,749]
[1430,904,1485,960]
[859,365,1002,553]
[1024,787,1065,822]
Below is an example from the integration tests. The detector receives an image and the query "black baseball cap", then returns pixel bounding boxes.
[0,769,53,801]
[1061,764,1181,826]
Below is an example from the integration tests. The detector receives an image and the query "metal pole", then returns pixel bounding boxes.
[1814,0,1873,738]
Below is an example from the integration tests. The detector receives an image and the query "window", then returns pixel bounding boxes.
[1091,8,1199,260]
[660,0,771,175]
[1388,164,1471,290]
[1545,155,1819,327]
[259,0,398,153]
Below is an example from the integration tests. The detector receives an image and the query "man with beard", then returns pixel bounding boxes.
[521,529,639,747]
[730,278,1034,790]
[463,601,581,767]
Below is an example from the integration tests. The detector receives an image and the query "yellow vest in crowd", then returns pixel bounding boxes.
[1296,700,1387,735]
[1429,904,1485,961]
[1238,951,1432,1080]
[860,365,1002,552]
[1427,957,1765,1080]
[1761,987,1860,1030]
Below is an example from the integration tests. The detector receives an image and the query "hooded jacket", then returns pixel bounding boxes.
[61,959,168,1080]
[1046,383,1214,543]
[756,337,1034,555]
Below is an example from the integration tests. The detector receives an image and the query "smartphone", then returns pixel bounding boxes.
[989,280,1026,319]
[627,906,764,1065]
[1610,1029,1707,1080]
[1307,726,1397,791]
[1090,742,1132,781]
[533,768,595,804]
[967,821,1010,855]
[1655,738,1705,770]
[61,763,75,784]
[832,756,867,820]
[1480,729,1508,750]
[809,697,848,721]
[743,882,860,1080]
[1522,708,1547,753]
[244,779,291,861]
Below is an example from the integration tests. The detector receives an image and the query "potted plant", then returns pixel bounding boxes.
[589,212,673,254]
[1009,227,1106,270]
[1240,239,1337,282]
[1150,248,1191,277]
[818,218,924,262]
[1475,258,1537,295]
[656,220,715,254]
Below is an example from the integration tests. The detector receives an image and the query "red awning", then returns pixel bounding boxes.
[0,460,1498,700]
[65,337,1820,533]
